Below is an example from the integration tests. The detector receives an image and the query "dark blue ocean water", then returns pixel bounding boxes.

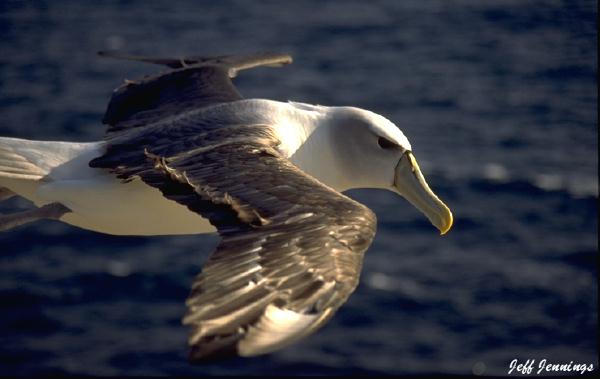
[0,0,597,376]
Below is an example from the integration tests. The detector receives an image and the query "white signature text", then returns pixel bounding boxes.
[508,359,594,375]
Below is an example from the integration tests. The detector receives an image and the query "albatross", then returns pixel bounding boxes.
[0,52,453,361]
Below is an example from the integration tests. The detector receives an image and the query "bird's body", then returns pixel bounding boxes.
[1,99,405,235]
[0,52,453,361]
[2,99,306,235]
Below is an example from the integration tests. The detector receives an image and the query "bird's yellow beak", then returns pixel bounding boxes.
[393,152,453,235]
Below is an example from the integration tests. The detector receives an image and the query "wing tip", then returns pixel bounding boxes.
[187,331,247,364]
[96,50,293,70]
[186,305,336,363]
[97,50,137,60]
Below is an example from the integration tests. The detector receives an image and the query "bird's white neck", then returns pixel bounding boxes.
[223,99,352,192]
[277,102,351,192]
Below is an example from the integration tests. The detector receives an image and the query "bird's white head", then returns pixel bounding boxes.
[295,106,453,235]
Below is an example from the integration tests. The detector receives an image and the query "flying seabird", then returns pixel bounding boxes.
[0,52,453,361]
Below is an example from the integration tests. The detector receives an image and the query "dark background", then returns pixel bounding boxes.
[0,0,597,376]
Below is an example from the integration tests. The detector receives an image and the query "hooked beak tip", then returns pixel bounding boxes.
[437,208,453,235]
[394,152,453,236]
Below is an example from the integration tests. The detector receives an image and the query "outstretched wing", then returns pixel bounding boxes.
[90,121,377,361]
[99,51,292,134]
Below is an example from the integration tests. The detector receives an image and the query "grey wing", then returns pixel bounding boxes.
[99,51,292,133]
[91,124,377,361]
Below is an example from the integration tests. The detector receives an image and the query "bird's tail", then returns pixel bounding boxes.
[0,137,95,203]
[0,137,58,181]
[0,137,57,203]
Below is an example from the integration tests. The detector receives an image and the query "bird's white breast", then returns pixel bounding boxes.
[40,177,216,236]
[36,142,216,236]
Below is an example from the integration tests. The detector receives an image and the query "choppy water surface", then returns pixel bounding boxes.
[0,0,597,375]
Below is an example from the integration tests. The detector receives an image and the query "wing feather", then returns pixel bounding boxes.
[99,52,292,134]
[90,101,376,362]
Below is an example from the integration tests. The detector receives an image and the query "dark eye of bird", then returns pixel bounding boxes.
[377,137,398,149]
